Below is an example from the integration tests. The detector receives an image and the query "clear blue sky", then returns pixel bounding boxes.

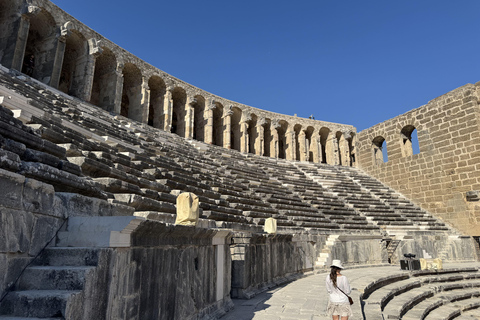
[51,0,480,132]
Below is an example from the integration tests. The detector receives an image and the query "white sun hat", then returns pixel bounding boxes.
[331,259,344,269]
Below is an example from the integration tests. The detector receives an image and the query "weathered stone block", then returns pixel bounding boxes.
[175,192,199,226]
[0,169,26,211]
[23,178,55,214]
[0,208,33,253]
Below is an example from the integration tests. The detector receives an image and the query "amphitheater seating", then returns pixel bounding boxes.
[361,267,480,320]
[0,66,457,237]
[0,66,472,318]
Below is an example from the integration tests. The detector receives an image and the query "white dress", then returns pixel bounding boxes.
[325,274,353,317]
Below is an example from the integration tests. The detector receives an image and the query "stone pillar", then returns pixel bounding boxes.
[139,77,150,124]
[255,119,266,156]
[338,132,350,166]
[331,137,340,165]
[112,64,124,114]
[185,95,196,139]
[50,29,67,89]
[286,127,296,161]
[271,120,280,159]
[299,130,307,162]
[11,15,30,71]
[312,132,321,163]
[163,87,173,132]
[81,39,102,102]
[224,108,233,149]
[205,100,215,144]
[240,120,249,153]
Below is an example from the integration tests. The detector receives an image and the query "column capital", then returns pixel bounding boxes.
[88,38,103,57]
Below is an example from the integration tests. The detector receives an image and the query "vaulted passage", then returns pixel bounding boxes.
[0,0,22,68]
[121,63,144,121]
[193,95,205,142]
[212,103,224,147]
[59,29,87,98]
[91,47,117,112]
[148,75,166,129]
[171,87,187,137]
[231,107,242,151]
[23,7,57,84]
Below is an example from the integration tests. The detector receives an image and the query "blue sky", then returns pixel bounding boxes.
[51,0,480,132]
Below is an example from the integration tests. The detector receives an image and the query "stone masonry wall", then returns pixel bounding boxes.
[357,83,480,236]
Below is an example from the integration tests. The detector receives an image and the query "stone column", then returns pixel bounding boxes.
[271,120,280,159]
[339,132,350,166]
[240,120,249,153]
[50,28,67,89]
[139,77,150,124]
[285,126,296,161]
[299,130,307,162]
[331,137,340,165]
[112,64,124,114]
[162,87,173,132]
[255,119,266,156]
[205,100,215,144]
[185,95,196,139]
[223,108,233,149]
[81,39,102,102]
[11,14,31,71]
[312,132,321,163]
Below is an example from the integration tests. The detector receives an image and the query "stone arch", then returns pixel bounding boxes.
[372,135,387,164]
[171,87,187,137]
[59,29,88,97]
[277,120,288,159]
[247,113,258,154]
[90,47,117,111]
[147,75,166,129]
[230,107,242,151]
[319,127,331,164]
[0,0,22,68]
[305,126,315,162]
[212,102,223,147]
[121,63,144,121]
[264,119,272,157]
[23,7,57,83]
[400,125,419,157]
[193,95,206,142]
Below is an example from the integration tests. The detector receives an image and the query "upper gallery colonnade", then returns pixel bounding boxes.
[0,0,357,166]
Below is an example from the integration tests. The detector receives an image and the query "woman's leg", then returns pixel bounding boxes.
[340,316,348,320]
[332,316,339,320]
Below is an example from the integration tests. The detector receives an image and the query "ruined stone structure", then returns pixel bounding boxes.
[0,0,479,319]
[357,84,480,236]
[0,0,356,167]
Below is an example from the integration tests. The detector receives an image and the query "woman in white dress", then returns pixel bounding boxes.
[325,260,353,320]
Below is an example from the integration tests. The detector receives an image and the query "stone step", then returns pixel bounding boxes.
[0,290,80,318]
[17,266,94,291]
[0,316,63,320]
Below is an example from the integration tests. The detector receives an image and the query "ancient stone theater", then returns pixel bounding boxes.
[0,0,479,319]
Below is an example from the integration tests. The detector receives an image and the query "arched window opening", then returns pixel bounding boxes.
[23,8,57,83]
[372,136,387,164]
[247,114,258,154]
[319,127,331,164]
[277,121,288,159]
[193,95,205,142]
[212,103,224,147]
[230,107,242,151]
[264,119,272,157]
[0,0,22,68]
[147,75,166,128]
[347,133,356,166]
[401,125,419,157]
[305,126,314,162]
[121,63,143,121]
[171,87,187,137]
[91,47,117,112]
[294,124,302,161]
[59,29,87,98]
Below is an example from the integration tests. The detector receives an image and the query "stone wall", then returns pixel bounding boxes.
[357,83,480,236]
